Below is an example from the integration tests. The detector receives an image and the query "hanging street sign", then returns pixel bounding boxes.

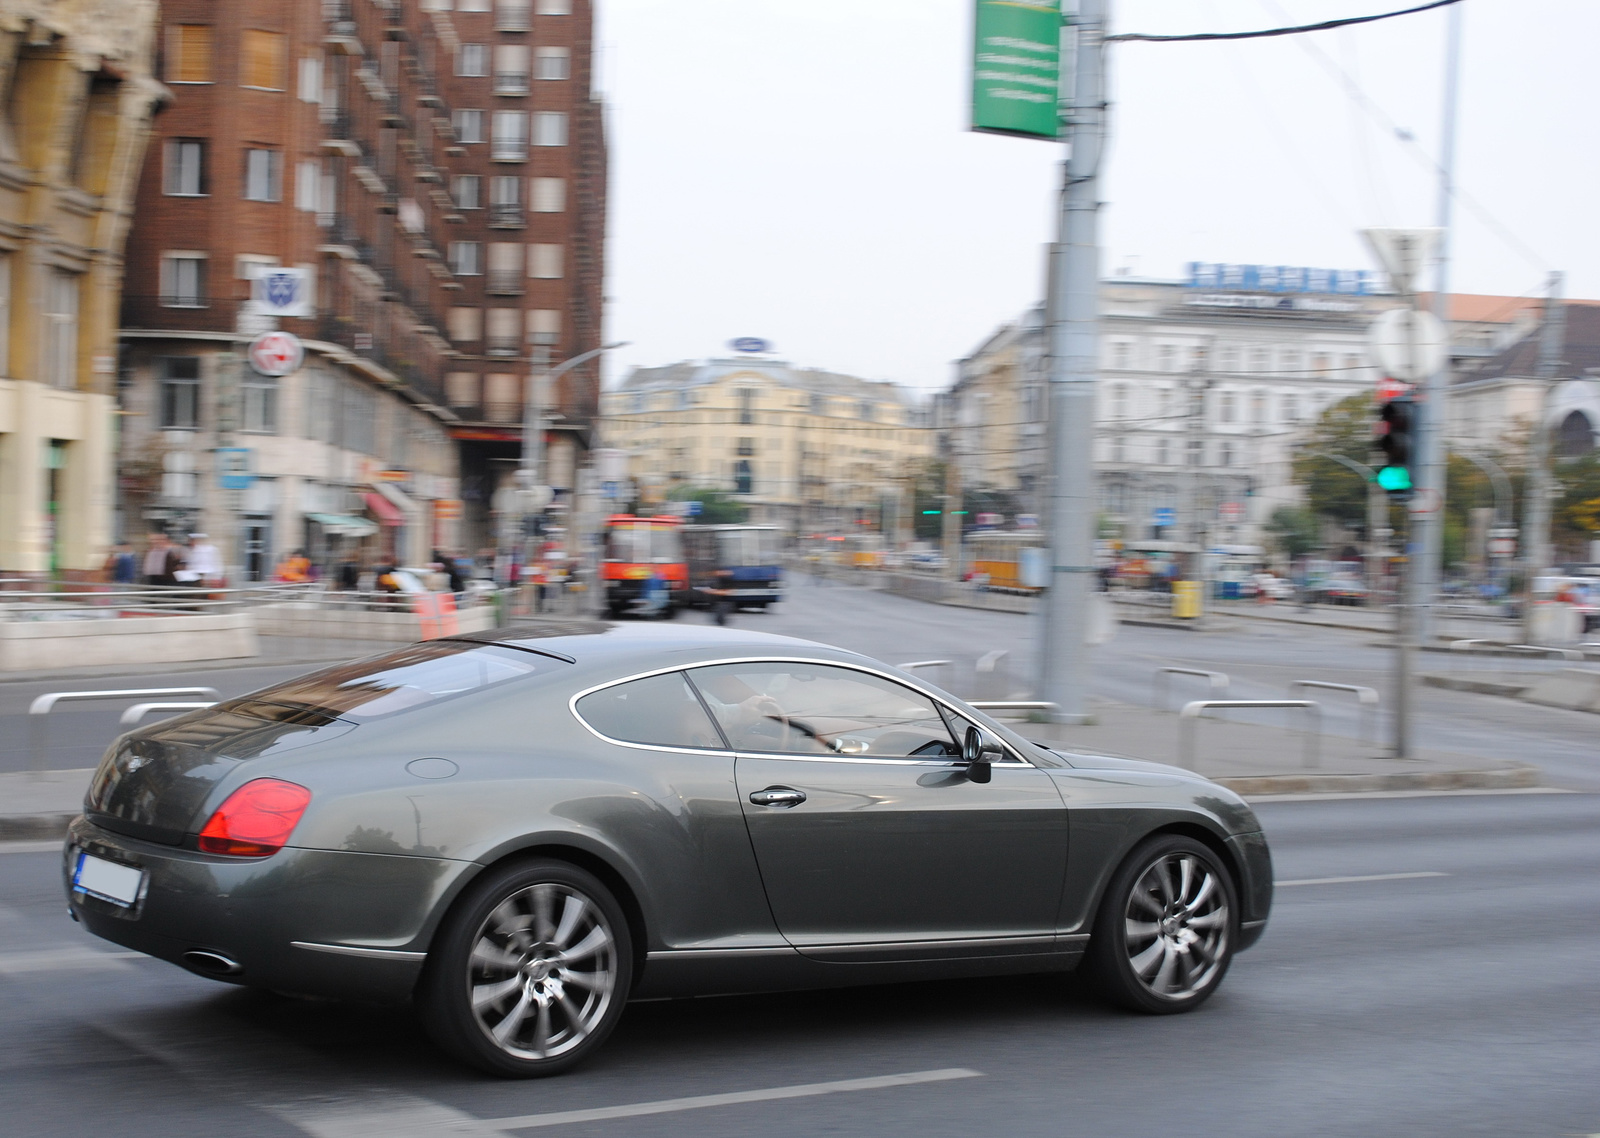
[1368,308,1448,381]
[971,0,1063,140]
[249,267,314,318]
[247,330,305,377]
[215,447,255,490]
[1153,506,1176,527]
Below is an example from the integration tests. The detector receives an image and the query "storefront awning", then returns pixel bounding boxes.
[307,513,379,538]
[363,492,406,527]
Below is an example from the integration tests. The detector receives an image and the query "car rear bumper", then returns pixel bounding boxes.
[64,815,477,1003]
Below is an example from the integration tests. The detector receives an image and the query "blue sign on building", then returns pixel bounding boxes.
[1185,262,1377,296]
[215,447,255,490]
[730,337,772,354]
[1153,507,1176,528]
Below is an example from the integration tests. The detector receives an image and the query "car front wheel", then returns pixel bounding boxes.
[419,859,632,1077]
[1084,834,1237,1014]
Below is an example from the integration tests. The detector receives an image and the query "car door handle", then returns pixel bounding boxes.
[749,786,807,808]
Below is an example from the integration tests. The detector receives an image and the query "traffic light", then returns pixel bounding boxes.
[1375,397,1414,495]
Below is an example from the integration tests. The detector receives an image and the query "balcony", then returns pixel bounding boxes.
[319,111,361,157]
[495,1,532,32]
[494,72,529,96]
[488,202,524,228]
[485,336,522,358]
[490,141,526,163]
[486,269,523,295]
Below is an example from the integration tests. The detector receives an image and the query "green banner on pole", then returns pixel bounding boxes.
[971,0,1063,140]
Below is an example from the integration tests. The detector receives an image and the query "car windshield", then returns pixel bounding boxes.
[605,523,682,564]
[242,641,555,722]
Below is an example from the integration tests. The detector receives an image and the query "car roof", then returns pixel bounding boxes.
[455,620,857,669]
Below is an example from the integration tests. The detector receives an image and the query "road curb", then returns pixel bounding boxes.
[1422,674,1530,697]
[1215,764,1540,797]
[0,812,76,841]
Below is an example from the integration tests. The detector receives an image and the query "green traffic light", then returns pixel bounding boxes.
[921,509,941,515]
[1376,466,1412,492]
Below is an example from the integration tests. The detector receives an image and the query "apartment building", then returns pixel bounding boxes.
[602,355,933,533]
[0,0,163,575]
[117,0,604,574]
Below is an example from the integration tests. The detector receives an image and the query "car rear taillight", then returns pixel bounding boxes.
[197,778,311,857]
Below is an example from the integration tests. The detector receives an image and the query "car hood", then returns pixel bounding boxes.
[84,699,355,845]
[1042,748,1192,776]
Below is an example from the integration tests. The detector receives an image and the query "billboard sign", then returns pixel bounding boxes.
[1184,263,1378,296]
[971,0,1063,140]
[730,338,771,354]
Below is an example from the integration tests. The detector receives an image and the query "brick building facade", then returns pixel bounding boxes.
[118,0,605,575]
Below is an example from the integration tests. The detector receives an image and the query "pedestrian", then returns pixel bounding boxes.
[187,533,224,588]
[142,531,185,587]
[338,556,361,592]
[103,542,137,586]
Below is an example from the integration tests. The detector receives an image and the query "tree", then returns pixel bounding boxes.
[1265,506,1318,560]
[1554,450,1600,560]
[1291,393,1375,530]
[665,487,748,524]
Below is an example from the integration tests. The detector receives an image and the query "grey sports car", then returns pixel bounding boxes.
[65,624,1272,1077]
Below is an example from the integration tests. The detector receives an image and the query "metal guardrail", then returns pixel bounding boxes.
[976,650,1008,673]
[1289,681,1379,744]
[1505,644,1583,661]
[1154,667,1229,711]
[28,687,221,772]
[119,702,216,726]
[968,701,1057,713]
[899,660,952,670]
[1179,699,1321,771]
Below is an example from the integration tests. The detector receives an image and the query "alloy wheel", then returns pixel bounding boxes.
[1122,851,1231,1000]
[466,882,618,1060]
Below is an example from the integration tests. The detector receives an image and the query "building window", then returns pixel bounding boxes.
[344,382,376,456]
[736,437,755,457]
[1250,347,1268,374]
[160,253,206,308]
[532,111,567,146]
[1112,435,1126,463]
[160,357,201,429]
[453,174,482,209]
[1156,437,1169,466]
[535,46,570,80]
[1313,352,1332,376]
[486,308,521,356]
[496,0,533,32]
[243,148,282,201]
[528,308,560,345]
[492,111,527,160]
[494,44,529,94]
[449,241,482,276]
[1251,390,1266,423]
[810,392,825,415]
[487,243,523,293]
[490,175,521,224]
[738,388,754,425]
[1186,437,1202,466]
[734,460,753,494]
[241,29,287,90]
[1281,351,1302,377]
[446,371,479,409]
[457,43,489,77]
[537,0,571,13]
[166,25,214,83]
[531,176,565,212]
[1343,353,1364,378]
[1157,344,1175,373]
[457,0,492,11]
[163,139,206,196]
[448,307,482,343]
[1219,390,1235,423]
[1219,441,1234,468]
[1112,383,1128,419]
[1282,393,1299,423]
[298,55,323,103]
[1111,341,1130,370]
[0,256,10,377]
[1219,345,1239,373]
[242,372,277,434]
[295,160,321,211]
[39,271,78,389]
[528,243,562,279]
[453,109,485,144]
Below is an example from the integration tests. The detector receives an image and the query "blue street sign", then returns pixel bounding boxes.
[1153,507,1176,527]
[687,500,702,516]
[602,481,620,499]
[216,447,254,490]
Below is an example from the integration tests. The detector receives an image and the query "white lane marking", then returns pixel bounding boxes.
[0,945,145,974]
[272,1096,485,1138]
[1247,787,1575,803]
[480,1068,985,1132]
[1278,871,1449,887]
[0,840,66,854]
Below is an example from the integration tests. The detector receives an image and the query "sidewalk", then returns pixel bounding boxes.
[1009,696,1538,797]
[3,697,1539,840]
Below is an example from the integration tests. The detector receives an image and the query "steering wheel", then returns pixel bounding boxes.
[752,695,790,741]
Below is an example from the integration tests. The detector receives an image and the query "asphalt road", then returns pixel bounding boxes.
[5,580,1596,788]
[3,791,1595,1137]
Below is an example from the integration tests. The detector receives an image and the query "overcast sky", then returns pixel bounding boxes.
[594,0,1599,392]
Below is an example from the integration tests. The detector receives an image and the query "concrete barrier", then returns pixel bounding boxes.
[0,612,258,672]
[1524,668,1600,714]
[253,601,496,642]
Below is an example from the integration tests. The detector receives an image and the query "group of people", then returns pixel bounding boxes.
[102,532,224,588]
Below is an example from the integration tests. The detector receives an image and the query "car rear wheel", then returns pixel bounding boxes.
[419,859,632,1077]
[1084,834,1237,1014]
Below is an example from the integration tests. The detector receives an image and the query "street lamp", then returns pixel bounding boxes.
[516,340,629,542]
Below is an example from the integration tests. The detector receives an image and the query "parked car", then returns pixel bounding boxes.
[65,625,1273,1077]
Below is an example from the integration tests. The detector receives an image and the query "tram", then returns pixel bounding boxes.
[966,530,1048,593]
[681,524,784,609]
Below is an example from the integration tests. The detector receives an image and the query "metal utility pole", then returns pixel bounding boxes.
[1036,0,1105,724]
[942,453,961,582]
[1522,271,1566,638]
[1413,1,1462,642]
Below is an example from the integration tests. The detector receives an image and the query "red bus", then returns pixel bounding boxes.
[599,515,688,617]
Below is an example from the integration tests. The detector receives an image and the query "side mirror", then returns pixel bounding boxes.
[962,725,998,783]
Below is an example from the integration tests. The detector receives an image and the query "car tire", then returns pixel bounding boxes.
[1083,834,1237,1015]
[419,859,633,1078]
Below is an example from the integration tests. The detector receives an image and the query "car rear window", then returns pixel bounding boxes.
[242,640,556,722]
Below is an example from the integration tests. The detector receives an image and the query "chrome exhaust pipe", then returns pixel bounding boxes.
[182,950,242,976]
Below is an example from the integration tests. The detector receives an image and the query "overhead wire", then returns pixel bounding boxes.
[1106,0,1462,43]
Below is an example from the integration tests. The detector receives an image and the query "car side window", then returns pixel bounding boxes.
[686,663,958,758]
[575,672,726,751]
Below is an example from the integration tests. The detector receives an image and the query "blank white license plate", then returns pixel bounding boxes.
[72,852,144,907]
